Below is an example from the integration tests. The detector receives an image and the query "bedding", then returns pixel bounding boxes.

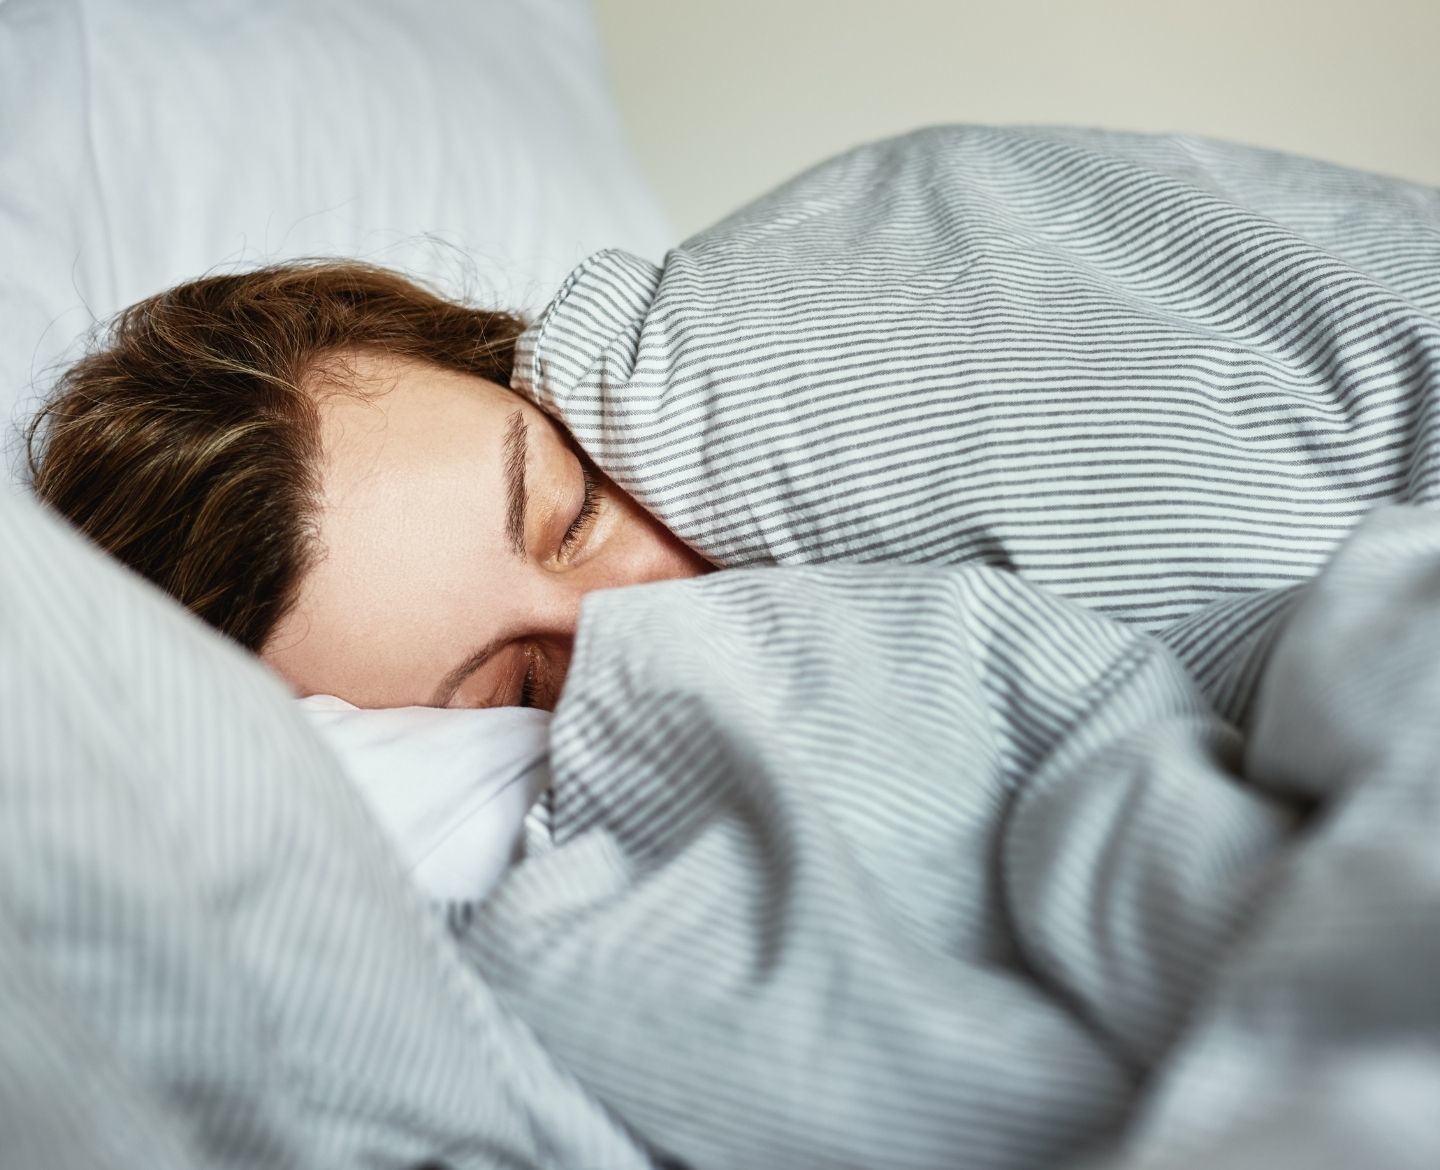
[297,696,551,903]
[0,487,655,1169]
[11,468,1440,1168]
[8,93,1440,1166]
[516,125,1440,637]
[425,125,1440,1166]
[446,505,1440,1170]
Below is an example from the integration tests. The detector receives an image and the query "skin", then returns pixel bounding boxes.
[263,350,711,710]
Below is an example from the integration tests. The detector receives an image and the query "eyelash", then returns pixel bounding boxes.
[558,463,601,558]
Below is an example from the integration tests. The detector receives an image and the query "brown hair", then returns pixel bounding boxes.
[26,260,525,652]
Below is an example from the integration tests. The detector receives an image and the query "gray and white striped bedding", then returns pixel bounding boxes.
[515,125,1440,635]
[8,125,1440,1169]
[456,558,1292,1169]
[11,483,1440,1168]
[454,506,1440,1170]
[463,126,1440,1164]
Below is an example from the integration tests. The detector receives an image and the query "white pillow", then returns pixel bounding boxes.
[0,0,673,484]
[298,695,551,903]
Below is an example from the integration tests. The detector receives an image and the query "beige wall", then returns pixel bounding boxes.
[593,0,1440,239]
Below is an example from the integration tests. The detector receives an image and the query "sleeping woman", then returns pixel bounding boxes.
[26,125,1440,717]
[28,261,710,713]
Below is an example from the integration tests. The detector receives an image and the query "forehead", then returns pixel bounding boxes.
[308,350,511,483]
[262,351,521,703]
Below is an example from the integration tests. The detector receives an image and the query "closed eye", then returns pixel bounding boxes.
[559,461,600,558]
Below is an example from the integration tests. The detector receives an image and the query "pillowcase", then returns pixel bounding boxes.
[298,695,551,903]
[0,0,674,484]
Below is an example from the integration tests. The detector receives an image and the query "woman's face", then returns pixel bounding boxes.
[262,350,710,710]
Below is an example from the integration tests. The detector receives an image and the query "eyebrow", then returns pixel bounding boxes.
[429,410,529,707]
[430,634,510,708]
[503,409,528,560]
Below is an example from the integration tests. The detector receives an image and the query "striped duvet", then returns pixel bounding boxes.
[515,125,1440,633]
[457,508,1440,1170]
[461,126,1440,1166]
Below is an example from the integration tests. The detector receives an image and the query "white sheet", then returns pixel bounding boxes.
[298,696,551,903]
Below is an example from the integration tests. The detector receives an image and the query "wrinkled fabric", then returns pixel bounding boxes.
[454,507,1440,1170]
[517,126,1440,634]
[0,488,656,1170]
[454,558,1296,1169]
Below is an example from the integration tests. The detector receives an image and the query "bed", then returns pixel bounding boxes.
[6,3,1440,1169]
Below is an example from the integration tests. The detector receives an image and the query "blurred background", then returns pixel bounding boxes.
[593,0,1440,238]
